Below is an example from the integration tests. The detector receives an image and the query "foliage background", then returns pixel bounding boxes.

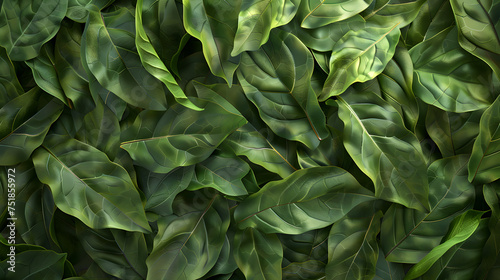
[0,0,500,279]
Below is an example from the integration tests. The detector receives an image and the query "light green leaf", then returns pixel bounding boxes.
[320,23,400,100]
[336,91,429,211]
[362,0,427,28]
[0,88,63,166]
[232,0,300,56]
[468,95,500,184]
[182,0,241,84]
[146,193,230,280]
[404,210,485,279]
[76,223,148,280]
[83,7,167,110]
[66,0,114,23]
[450,0,500,79]
[381,155,475,263]
[135,0,202,111]
[234,166,375,234]
[410,26,494,113]
[120,94,247,173]
[298,0,373,29]
[32,135,151,233]
[237,29,329,149]
[0,0,68,61]
[234,228,283,280]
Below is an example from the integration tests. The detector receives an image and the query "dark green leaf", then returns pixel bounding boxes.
[0,250,66,279]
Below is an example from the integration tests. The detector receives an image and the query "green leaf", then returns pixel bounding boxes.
[66,0,114,23]
[320,23,400,100]
[0,250,66,279]
[234,228,283,280]
[326,205,382,280]
[76,223,148,280]
[182,0,241,84]
[0,88,63,166]
[146,193,230,280]
[282,260,326,280]
[234,166,375,234]
[468,95,500,184]
[403,210,485,280]
[232,0,300,56]
[280,228,329,265]
[298,0,373,29]
[188,153,250,196]
[450,0,500,79]
[138,166,194,217]
[32,135,151,233]
[477,183,500,279]
[381,155,475,263]
[361,0,427,28]
[120,94,247,173]
[135,0,202,111]
[237,29,329,149]
[374,249,404,280]
[0,0,68,61]
[83,7,167,110]
[336,91,429,211]
[0,46,23,107]
[410,26,494,113]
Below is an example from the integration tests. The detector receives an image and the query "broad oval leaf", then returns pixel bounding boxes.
[336,91,429,212]
[76,224,148,280]
[32,135,151,233]
[468,94,500,184]
[298,0,373,29]
[326,209,382,280]
[234,166,375,234]
[182,0,241,84]
[381,155,475,263]
[237,30,329,149]
[232,0,300,56]
[146,193,230,280]
[320,23,400,100]
[361,0,427,28]
[0,88,63,166]
[66,0,114,23]
[450,0,500,79]
[135,0,202,111]
[282,260,326,280]
[234,228,283,280]
[83,7,167,110]
[410,26,494,113]
[0,250,66,279]
[0,0,68,61]
[121,93,247,173]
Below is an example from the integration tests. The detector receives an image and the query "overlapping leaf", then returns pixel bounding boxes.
[298,0,373,29]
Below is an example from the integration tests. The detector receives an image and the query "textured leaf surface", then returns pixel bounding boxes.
[32,135,151,233]
[298,0,373,29]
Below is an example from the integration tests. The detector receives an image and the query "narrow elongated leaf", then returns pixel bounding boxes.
[381,155,475,263]
[0,250,66,279]
[234,166,375,234]
[326,204,382,280]
[83,7,167,110]
[0,88,63,166]
[234,228,283,280]
[0,0,68,61]
[32,135,151,233]
[135,0,202,111]
[121,94,247,173]
[362,0,427,28]
[404,210,484,279]
[450,0,500,79]
[468,95,500,184]
[298,0,373,29]
[237,30,328,149]
[76,224,148,280]
[182,0,241,84]
[336,91,429,211]
[410,26,493,112]
[320,23,400,99]
[146,194,230,280]
[232,0,300,55]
